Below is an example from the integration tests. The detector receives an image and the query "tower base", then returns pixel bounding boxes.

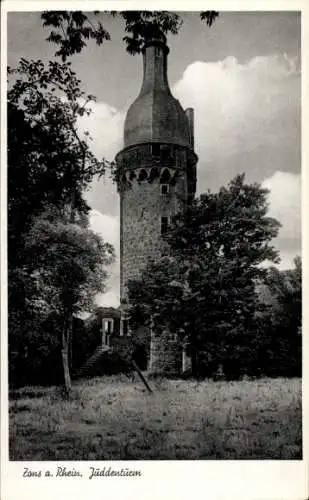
[148,329,183,377]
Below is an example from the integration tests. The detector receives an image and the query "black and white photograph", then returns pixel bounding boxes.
[1,3,307,499]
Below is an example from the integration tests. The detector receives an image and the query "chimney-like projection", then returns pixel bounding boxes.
[185,108,194,149]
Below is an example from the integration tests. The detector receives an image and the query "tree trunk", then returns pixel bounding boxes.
[191,343,198,379]
[68,314,73,370]
[61,347,71,395]
[61,314,72,395]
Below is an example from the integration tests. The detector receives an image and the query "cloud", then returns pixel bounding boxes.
[89,209,119,251]
[78,101,124,218]
[95,290,120,308]
[173,54,300,167]
[85,175,119,218]
[262,171,301,269]
[262,171,300,240]
[77,102,125,161]
[89,210,120,307]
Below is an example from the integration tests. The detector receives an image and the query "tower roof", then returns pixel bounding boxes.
[123,26,191,149]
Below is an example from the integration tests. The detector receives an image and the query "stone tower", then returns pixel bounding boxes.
[115,25,197,374]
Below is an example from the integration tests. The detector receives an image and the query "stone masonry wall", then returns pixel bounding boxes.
[119,164,187,298]
[149,330,182,376]
[117,145,192,375]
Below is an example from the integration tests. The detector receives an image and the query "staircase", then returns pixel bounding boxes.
[74,345,112,379]
[73,345,153,392]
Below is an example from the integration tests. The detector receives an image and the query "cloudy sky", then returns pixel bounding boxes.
[8,11,301,307]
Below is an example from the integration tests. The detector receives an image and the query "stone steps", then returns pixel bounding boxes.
[74,345,112,378]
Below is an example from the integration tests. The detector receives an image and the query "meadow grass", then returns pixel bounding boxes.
[9,376,302,460]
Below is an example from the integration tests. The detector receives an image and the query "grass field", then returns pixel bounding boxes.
[9,376,302,460]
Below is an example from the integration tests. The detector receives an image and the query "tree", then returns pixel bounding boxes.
[8,59,108,264]
[265,256,301,330]
[256,256,302,376]
[127,174,281,378]
[41,10,219,58]
[41,11,111,61]
[22,206,115,393]
[8,56,111,392]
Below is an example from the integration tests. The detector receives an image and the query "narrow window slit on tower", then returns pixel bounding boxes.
[161,216,170,235]
[151,143,161,157]
[161,184,169,195]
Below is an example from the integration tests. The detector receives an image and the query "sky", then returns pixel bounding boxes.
[7,11,301,308]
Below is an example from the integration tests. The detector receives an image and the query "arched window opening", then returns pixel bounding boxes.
[138,169,148,181]
[160,168,171,184]
[149,167,159,181]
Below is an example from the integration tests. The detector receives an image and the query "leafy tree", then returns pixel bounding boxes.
[8,59,107,264]
[256,256,302,376]
[265,256,301,329]
[128,174,281,378]
[41,11,111,61]
[41,10,219,58]
[8,55,111,392]
[118,11,184,55]
[22,206,114,392]
[200,11,219,26]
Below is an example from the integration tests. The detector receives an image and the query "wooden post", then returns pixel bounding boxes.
[131,360,153,393]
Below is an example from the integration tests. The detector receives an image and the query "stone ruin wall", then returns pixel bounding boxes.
[149,330,182,376]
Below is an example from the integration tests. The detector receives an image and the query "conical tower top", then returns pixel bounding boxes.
[123,25,191,149]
